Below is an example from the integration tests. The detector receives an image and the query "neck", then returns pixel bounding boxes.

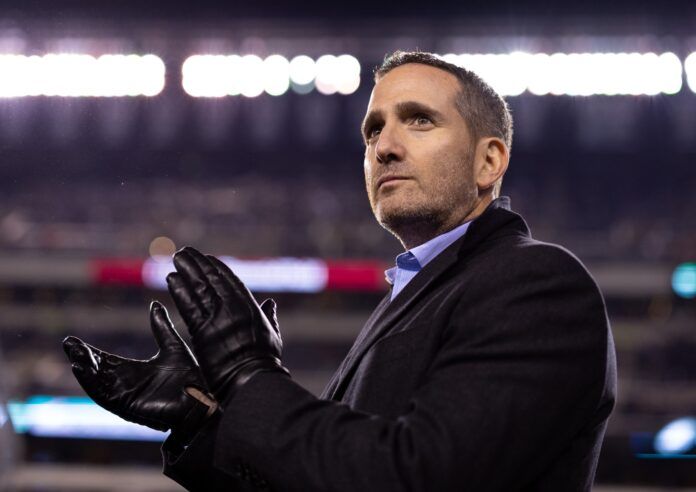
[395,194,494,250]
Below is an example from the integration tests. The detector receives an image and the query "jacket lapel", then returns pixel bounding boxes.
[326,197,529,401]
[327,243,460,400]
[320,293,391,399]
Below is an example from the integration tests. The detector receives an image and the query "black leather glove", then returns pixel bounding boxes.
[166,246,289,403]
[62,301,218,445]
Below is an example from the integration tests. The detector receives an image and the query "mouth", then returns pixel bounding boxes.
[377,176,411,189]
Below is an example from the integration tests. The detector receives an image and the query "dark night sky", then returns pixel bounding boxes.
[0,0,694,22]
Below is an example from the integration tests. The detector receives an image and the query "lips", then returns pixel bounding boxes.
[377,175,410,189]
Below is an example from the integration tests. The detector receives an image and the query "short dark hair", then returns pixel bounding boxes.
[374,51,513,150]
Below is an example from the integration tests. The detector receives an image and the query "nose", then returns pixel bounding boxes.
[375,123,405,165]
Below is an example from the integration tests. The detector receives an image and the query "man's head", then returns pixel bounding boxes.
[362,51,512,249]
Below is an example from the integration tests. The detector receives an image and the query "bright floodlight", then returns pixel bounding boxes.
[182,53,359,96]
[686,52,696,94]
[335,54,361,95]
[182,55,239,98]
[655,417,696,455]
[8,396,167,441]
[315,55,339,95]
[315,54,361,95]
[458,53,527,96]
[672,262,696,299]
[182,54,274,97]
[263,55,290,96]
[143,256,328,293]
[289,55,316,85]
[0,53,165,97]
[448,51,682,96]
[441,53,459,65]
[238,55,265,98]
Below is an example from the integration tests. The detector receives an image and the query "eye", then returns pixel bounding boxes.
[413,114,432,126]
[366,125,382,141]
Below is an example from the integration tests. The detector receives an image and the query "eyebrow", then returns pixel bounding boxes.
[361,100,445,140]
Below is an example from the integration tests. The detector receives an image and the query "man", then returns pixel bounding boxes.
[64,51,616,491]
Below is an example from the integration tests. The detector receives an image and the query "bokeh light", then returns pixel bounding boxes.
[0,53,165,97]
[655,417,696,455]
[446,51,683,96]
[672,262,696,299]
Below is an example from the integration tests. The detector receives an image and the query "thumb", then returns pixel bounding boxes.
[259,298,279,334]
[62,335,100,373]
[149,301,186,352]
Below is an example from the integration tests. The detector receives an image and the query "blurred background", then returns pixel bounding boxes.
[0,0,694,490]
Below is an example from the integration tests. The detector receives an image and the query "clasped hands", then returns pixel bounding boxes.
[63,247,288,444]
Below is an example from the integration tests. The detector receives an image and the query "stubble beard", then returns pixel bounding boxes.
[371,171,478,249]
[374,186,476,249]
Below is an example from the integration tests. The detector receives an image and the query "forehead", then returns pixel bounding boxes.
[366,63,461,112]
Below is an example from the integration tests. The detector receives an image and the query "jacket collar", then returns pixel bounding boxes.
[328,196,529,400]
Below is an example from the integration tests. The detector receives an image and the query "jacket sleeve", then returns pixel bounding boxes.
[168,245,616,491]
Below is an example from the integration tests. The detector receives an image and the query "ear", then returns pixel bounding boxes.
[474,137,509,194]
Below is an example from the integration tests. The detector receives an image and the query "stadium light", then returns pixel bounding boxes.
[290,55,316,85]
[685,52,696,94]
[237,54,265,98]
[8,396,167,441]
[672,262,696,299]
[655,417,696,455]
[315,54,362,95]
[335,54,362,95]
[442,52,682,96]
[0,53,165,97]
[143,256,329,293]
[183,54,360,97]
[263,54,291,96]
[182,55,236,97]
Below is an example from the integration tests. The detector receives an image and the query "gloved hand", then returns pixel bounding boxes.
[166,246,289,403]
[62,301,218,445]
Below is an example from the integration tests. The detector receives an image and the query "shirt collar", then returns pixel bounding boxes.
[384,220,472,285]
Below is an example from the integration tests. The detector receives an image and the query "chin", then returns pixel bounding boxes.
[376,203,440,232]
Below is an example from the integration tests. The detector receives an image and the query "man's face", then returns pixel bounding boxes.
[362,63,478,243]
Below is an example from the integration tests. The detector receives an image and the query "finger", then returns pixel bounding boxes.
[62,336,99,372]
[62,338,106,400]
[259,298,280,334]
[149,301,187,352]
[167,272,206,330]
[173,248,219,315]
[207,255,256,306]
[182,248,233,306]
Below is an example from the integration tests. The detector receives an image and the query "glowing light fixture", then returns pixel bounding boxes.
[289,55,316,85]
[0,53,165,97]
[685,52,696,94]
[442,51,682,96]
[672,262,696,299]
[183,54,360,97]
[8,396,166,441]
[315,54,361,95]
[182,55,236,97]
[262,54,291,96]
[143,256,328,293]
[655,417,696,455]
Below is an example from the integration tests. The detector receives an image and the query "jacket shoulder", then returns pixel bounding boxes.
[482,234,599,288]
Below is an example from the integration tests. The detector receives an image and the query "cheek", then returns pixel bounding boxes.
[363,156,375,199]
[428,148,472,196]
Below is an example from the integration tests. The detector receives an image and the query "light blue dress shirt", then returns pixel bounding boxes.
[384,220,472,301]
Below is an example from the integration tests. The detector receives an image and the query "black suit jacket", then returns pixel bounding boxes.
[163,197,617,491]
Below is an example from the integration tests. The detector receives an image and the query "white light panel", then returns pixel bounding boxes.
[685,52,696,94]
[0,54,165,97]
[442,51,683,96]
[143,256,328,293]
[182,54,361,97]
